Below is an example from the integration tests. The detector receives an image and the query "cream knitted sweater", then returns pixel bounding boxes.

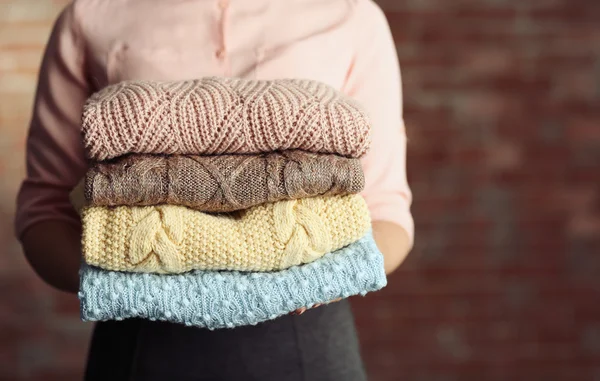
[82,195,371,273]
[82,77,371,160]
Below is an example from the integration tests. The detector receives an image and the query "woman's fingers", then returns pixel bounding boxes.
[290,298,344,315]
[291,306,307,315]
[69,177,86,214]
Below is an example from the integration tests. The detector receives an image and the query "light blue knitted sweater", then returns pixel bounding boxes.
[79,233,386,329]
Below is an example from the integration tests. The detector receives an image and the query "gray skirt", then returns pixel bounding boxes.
[84,300,367,381]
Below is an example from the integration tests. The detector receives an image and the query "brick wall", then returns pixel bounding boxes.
[353,1,600,380]
[1,1,92,380]
[1,0,599,380]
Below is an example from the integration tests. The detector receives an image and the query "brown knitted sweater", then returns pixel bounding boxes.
[85,151,364,212]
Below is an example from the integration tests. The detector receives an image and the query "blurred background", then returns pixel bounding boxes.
[1,0,599,380]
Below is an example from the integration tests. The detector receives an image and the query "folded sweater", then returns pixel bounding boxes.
[82,77,371,160]
[79,233,386,330]
[82,195,371,273]
[85,151,364,212]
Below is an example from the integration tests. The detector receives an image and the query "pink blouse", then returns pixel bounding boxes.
[15,0,414,242]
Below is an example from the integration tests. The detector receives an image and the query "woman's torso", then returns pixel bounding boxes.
[78,4,371,379]
[78,0,362,91]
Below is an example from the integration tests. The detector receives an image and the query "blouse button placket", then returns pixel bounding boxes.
[216,0,230,74]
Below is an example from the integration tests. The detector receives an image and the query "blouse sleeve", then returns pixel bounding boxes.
[344,1,414,243]
[14,4,90,240]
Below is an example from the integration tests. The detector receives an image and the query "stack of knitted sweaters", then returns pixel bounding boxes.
[77,77,387,329]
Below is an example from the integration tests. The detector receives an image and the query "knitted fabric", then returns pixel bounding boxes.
[85,151,365,212]
[79,232,387,330]
[82,195,371,273]
[82,77,371,160]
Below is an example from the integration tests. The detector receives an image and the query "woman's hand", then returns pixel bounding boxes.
[20,179,86,294]
[373,221,412,274]
[21,220,82,294]
[290,298,343,315]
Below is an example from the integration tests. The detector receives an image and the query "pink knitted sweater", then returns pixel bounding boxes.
[82,77,372,160]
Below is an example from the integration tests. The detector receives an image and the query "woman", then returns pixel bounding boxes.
[15,0,414,379]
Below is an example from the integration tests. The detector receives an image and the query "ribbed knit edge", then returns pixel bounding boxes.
[79,232,386,330]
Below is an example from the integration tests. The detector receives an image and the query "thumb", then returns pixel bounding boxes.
[69,177,87,215]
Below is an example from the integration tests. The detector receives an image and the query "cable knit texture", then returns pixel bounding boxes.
[79,232,386,330]
[82,77,372,160]
[82,195,371,273]
[85,151,364,212]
